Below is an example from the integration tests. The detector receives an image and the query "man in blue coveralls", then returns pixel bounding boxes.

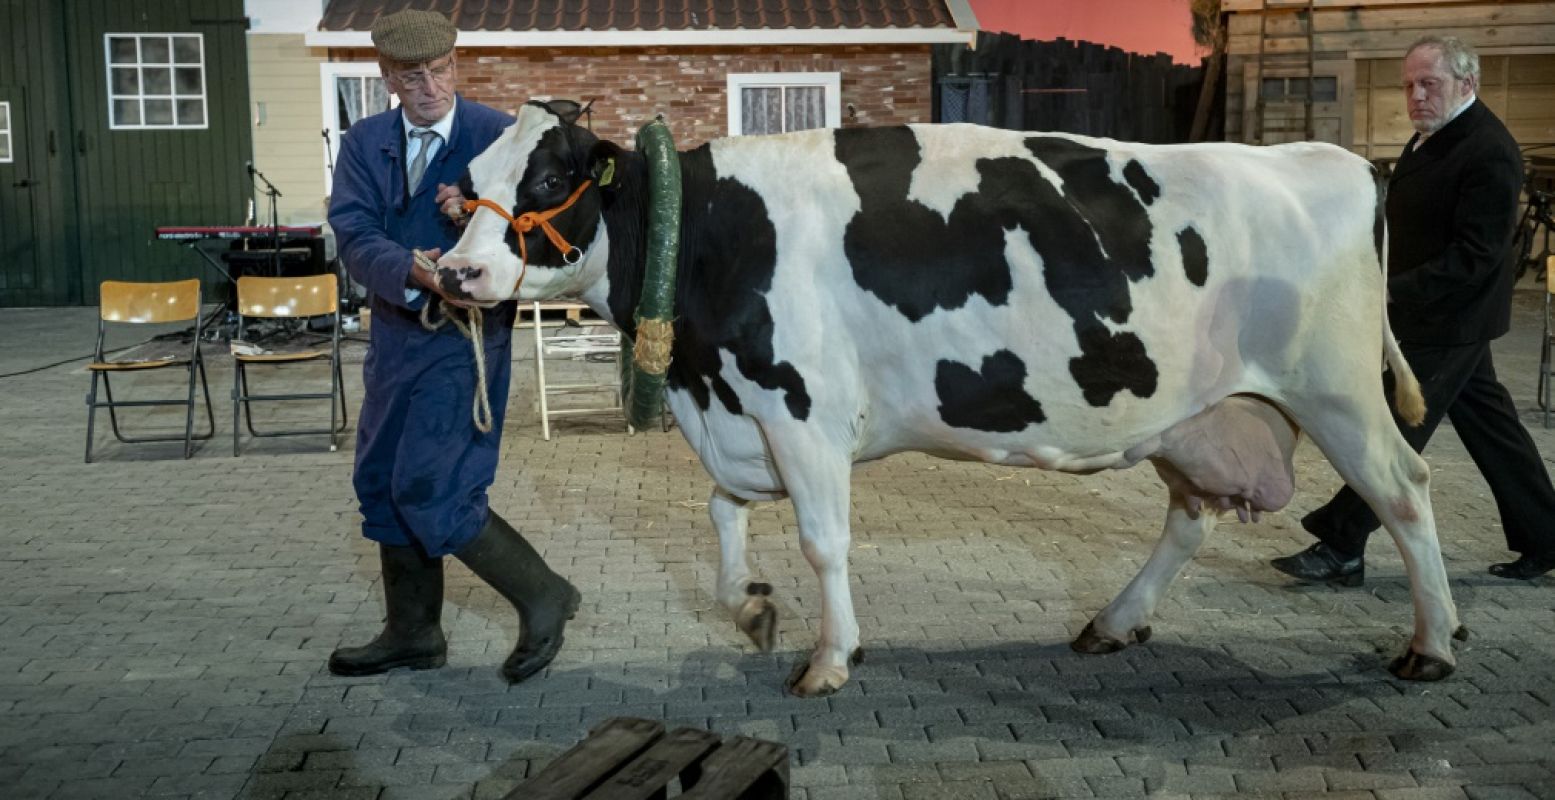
[326,8,580,684]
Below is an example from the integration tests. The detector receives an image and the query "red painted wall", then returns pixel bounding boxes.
[968,0,1203,65]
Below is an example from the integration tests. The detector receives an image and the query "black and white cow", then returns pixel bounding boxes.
[434,101,1463,697]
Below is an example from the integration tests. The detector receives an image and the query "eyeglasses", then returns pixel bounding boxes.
[394,61,455,90]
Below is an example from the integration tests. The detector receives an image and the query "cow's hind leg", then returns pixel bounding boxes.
[1292,396,1463,680]
[1074,486,1217,654]
[710,487,778,652]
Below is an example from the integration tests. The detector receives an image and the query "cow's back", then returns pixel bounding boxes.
[684,125,1383,474]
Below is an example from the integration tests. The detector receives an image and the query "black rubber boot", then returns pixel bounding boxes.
[455,511,581,683]
[328,544,447,676]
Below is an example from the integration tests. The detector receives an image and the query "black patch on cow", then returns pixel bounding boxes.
[1070,327,1157,407]
[1371,163,1388,271]
[936,350,1046,432]
[502,125,603,267]
[834,126,1015,322]
[1178,226,1207,287]
[1123,159,1160,205]
[598,145,811,420]
[832,128,1158,408]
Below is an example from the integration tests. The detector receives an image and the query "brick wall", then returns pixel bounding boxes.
[355,45,934,147]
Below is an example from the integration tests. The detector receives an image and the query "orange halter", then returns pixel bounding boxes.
[461,179,593,291]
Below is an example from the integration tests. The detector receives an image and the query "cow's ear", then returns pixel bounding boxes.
[589,141,626,192]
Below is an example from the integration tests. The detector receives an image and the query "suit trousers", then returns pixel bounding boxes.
[1303,339,1555,560]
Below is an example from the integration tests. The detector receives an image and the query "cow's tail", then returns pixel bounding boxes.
[1373,169,1426,426]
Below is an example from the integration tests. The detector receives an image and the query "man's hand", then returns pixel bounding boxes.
[436,183,468,225]
[409,247,474,308]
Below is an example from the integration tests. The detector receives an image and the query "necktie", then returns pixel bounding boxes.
[407,128,438,193]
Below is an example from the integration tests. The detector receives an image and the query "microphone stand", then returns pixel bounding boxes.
[247,163,283,275]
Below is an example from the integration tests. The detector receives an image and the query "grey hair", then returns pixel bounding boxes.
[1407,34,1480,82]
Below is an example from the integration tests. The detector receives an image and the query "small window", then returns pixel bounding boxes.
[727,72,842,136]
[320,61,399,194]
[1261,76,1339,103]
[105,33,208,129]
[0,101,12,163]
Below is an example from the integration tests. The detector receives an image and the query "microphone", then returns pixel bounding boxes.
[245,160,256,177]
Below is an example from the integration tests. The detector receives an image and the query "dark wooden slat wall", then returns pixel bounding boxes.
[0,0,81,305]
[935,32,1210,144]
[0,0,252,306]
[66,0,253,304]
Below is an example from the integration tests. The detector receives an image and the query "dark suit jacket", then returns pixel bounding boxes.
[1385,98,1524,346]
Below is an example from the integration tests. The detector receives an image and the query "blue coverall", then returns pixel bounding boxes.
[328,95,516,557]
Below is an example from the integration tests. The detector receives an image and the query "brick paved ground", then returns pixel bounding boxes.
[1,286,1552,800]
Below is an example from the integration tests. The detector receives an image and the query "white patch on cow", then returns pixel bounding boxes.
[905,124,1047,222]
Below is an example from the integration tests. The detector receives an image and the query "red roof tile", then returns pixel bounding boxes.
[320,0,956,32]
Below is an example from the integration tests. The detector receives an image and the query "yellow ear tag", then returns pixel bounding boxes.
[599,158,616,187]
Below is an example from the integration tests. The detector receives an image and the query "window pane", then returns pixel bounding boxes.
[109,37,137,64]
[940,82,969,122]
[141,36,170,64]
[143,67,172,95]
[175,67,202,95]
[144,98,173,125]
[337,77,364,129]
[1314,76,1339,102]
[176,99,205,126]
[114,99,141,126]
[785,86,825,131]
[0,102,8,129]
[367,77,390,115]
[0,134,11,161]
[1260,77,1284,100]
[172,35,200,64]
[741,87,782,135]
[112,67,139,95]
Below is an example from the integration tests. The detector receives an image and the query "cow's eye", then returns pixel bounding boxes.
[540,175,564,192]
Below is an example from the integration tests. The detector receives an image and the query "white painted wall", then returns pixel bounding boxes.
[245,0,324,35]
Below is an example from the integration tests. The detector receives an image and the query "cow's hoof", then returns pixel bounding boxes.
[1389,649,1455,681]
[736,592,778,652]
[1453,625,1470,642]
[1070,622,1150,654]
[784,648,862,698]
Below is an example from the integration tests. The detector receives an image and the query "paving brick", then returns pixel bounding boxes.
[6,300,1555,798]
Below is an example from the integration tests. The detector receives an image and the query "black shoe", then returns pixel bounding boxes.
[1488,553,1555,580]
[329,544,448,676]
[455,511,582,684]
[1270,542,1365,586]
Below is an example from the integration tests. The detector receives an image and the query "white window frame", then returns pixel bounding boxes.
[0,101,12,163]
[320,61,398,194]
[103,33,209,130]
[726,72,842,136]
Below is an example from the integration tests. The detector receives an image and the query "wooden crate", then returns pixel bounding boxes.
[510,717,789,799]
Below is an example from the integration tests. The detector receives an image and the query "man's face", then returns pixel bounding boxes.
[1401,46,1475,135]
[384,53,457,126]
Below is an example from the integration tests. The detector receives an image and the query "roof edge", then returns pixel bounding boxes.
[942,0,980,33]
[304,27,975,49]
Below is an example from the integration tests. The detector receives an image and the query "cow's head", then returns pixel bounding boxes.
[434,100,618,305]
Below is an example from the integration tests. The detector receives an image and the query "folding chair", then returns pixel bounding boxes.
[84,279,215,462]
[530,301,627,440]
[231,274,348,455]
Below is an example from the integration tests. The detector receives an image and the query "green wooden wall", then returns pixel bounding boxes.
[0,0,253,306]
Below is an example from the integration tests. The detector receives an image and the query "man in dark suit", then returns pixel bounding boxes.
[1272,35,1555,583]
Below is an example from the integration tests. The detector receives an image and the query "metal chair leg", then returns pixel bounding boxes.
[233,359,244,456]
[85,371,101,463]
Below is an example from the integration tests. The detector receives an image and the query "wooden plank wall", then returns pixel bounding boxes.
[1222,0,1555,148]
[935,32,1206,143]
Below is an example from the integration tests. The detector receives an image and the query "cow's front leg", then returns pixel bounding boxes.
[1075,485,1215,654]
[710,487,778,651]
[762,430,859,698]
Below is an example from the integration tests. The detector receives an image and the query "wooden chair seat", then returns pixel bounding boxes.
[88,357,189,371]
[231,348,329,363]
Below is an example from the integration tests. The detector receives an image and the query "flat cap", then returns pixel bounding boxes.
[371,9,456,64]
